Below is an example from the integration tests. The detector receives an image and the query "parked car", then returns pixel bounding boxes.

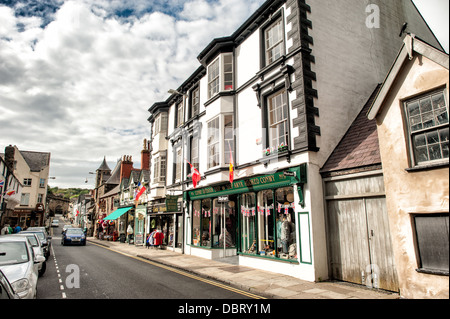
[61,228,86,246]
[20,230,52,260]
[12,233,46,277]
[27,226,49,235]
[0,236,45,299]
[62,224,73,234]
[0,269,19,299]
[51,219,59,227]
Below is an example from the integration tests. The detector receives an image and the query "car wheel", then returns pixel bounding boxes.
[39,262,46,277]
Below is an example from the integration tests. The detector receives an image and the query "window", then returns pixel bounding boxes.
[264,18,284,66]
[208,58,220,99]
[20,193,30,206]
[207,53,234,99]
[241,187,297,260]
[207,115,234,169]
[153,152,166,184]
[23,178,32,187]
[190,86,200,118]
[223,54,233,91]
[37,193,43,204]
[192,200,202,246]
[414,214,449,275]
[241,193,257,255]
[268,90,289,150]
[224,115,234,164]
[405,90,449,166]
[207,117,220,169]
[176,102,184,128]
[189,136,199,173]
[153,113,168,136]
[39,178,45,188]
[174,147,182,183]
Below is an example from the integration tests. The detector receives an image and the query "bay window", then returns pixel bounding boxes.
[207,53,234,99]
[207,114,235,169]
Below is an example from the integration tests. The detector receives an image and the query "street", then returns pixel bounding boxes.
[36,217,255,299]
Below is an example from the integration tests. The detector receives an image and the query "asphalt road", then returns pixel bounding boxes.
[37,219,252,300]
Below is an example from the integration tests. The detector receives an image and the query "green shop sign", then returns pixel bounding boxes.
[187,164,307,206]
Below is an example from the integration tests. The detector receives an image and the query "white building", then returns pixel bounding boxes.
[148,0,441,283]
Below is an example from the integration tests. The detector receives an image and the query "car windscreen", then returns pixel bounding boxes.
[66,229,83,235]
[24,232,45,241]
[0,242,29,265]
[23,235,39,247]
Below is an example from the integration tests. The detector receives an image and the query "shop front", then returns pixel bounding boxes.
[134,205,147,246]
[186,164,307,263]
[147,196,184,251]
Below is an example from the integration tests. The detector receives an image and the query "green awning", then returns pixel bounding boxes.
[103,207,132,221]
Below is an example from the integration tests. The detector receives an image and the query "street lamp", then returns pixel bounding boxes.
[168,89,188,97]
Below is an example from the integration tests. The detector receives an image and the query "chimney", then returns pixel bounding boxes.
[120,155,133,181]
[4,145,15,174]
[141,139,150,171]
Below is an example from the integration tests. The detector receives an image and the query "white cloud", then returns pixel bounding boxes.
[0,0,265,188]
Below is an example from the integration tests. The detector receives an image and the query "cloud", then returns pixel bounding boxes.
[0,0,265,188]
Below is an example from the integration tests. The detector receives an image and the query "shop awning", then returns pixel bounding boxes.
[103,207,132,221]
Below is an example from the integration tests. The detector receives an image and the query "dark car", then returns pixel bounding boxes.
[20,230,52,260]
[61,228,86,246]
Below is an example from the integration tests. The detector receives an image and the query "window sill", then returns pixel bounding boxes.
[405,160,449,172]
[239,252,300,264]
[416,268,449,276]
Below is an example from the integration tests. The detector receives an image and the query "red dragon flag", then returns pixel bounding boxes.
[186,159,201,188]
[228,141,234,184]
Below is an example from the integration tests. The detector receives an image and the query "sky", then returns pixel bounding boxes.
[0,0,448,189]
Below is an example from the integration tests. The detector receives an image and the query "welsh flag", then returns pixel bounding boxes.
[186,159,201,188]
[134,182,146,201]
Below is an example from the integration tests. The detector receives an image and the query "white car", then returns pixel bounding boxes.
[12,233,46,277]
[0,236,45,299]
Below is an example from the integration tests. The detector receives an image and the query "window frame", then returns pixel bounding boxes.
[262,15,285,67]
[403,88,449,168]
[189,86,200,119]
[206,114,234,170]
[153,152,167,184]
[207,53,234,100]
[413,213,449,275]
[23,178,32,187]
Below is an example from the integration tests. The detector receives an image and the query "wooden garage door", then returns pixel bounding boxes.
[325,172,399,292]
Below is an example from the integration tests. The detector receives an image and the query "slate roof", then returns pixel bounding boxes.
[97,156,111,171]
[20,151,51,172]
[321,85,382,173]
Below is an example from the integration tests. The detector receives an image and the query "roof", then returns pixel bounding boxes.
[100,185,120,199]
[321,85,382,173]
[368,34,449,120]
[105,159,121,185]
[20,150,50,172]
[96,156,111,172]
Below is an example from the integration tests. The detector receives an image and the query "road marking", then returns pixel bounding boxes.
[90,241,266,299]
[51,243,67,299]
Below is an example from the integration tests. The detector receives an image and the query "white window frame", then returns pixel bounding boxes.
[153,112,168,136]
[153,152,166,184]
[207,53,234,99]
[404,89,449,167]
[20,193,30,206]
[264,17,284,66]
[207,114,234,169]
[267,89,289,150]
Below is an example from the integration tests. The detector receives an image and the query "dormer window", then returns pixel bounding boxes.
[207,53,234,99]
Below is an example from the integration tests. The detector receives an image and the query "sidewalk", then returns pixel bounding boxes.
[87,237,399,300]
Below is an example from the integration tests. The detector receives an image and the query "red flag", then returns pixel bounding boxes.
[76,210,80,217]
[228,141,234,184]
[186,159,201,188]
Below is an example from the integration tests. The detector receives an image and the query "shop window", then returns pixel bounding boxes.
[241,193,257,255]
[404,90,449,166]
[240,187,297,260]
[201,199,212,247]
[275,187,297,260]
[192,200,201,246]
[257,190,275,257]
[414,214,449,275]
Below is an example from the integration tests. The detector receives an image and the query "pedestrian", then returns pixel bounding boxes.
[127,224,133,244]
[1,224,9,235]
[13,224,22,233]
